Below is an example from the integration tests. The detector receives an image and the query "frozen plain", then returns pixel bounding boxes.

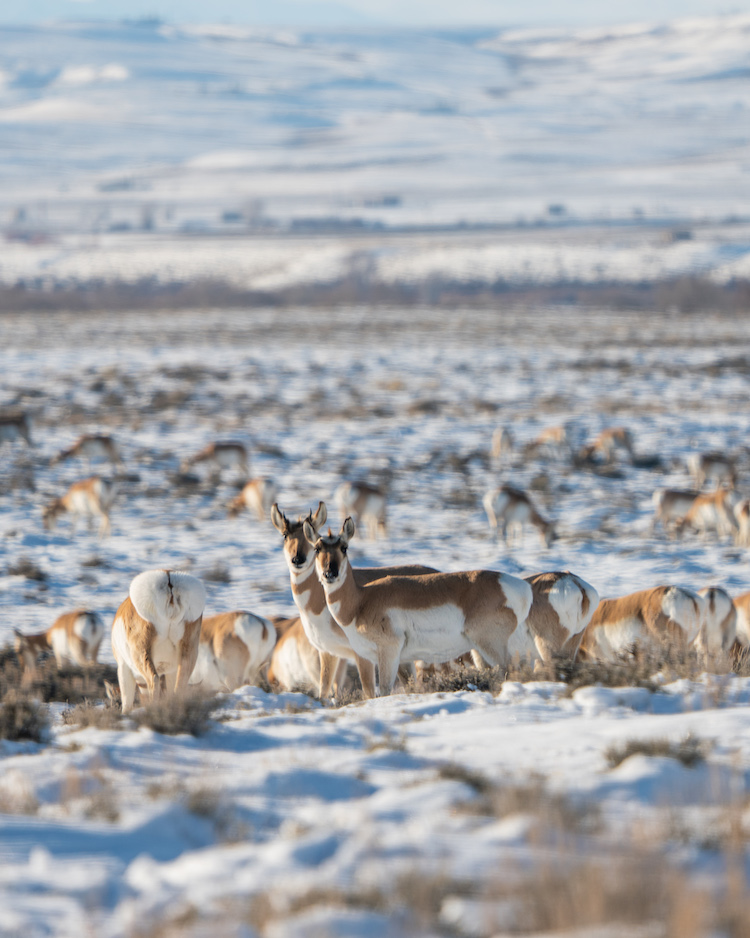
[2,305,750,936]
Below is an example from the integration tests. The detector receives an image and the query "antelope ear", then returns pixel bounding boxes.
[312,500,327,531]
[270,503,287,534]
[302,520,318,547]
[13,628,23,638]
[342,516,356,543]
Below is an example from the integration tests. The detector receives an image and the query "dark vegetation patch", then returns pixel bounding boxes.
[0,689,49,742]
[605,733,709,769]
[0,644,119,704]
[131,690,220,737]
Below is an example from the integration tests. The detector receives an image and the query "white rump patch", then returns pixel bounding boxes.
[662,586,703,643]
[73,612,103,644]
[234,613,276,661]
[129,570,206,634]
[548,574,599,638]
[498,573,533,626]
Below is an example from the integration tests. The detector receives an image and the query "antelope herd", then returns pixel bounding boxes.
[5,414,750,706]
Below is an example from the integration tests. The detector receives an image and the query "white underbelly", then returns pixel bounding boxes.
[392,604,470,664]
[299,608,355,660]
[507,620,540,662]
[189,643,224,690]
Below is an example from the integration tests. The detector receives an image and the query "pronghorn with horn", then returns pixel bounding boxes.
[111,569,205,712]
[271,501,436,699]
[305,515,533,696]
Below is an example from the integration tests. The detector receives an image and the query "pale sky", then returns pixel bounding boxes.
[2,0,749,27]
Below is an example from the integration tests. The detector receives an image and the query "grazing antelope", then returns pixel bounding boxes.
[688,452,737,490]
[335,481,387,539]
[271,502,436,699]
[111,569,205,712]
[491,427,514,463]
[524,571,599,662]
[190,611,276,692]
[14,611,104,679]
[0,412,31,446]
[675,489,739,539]
[526,425,570,460]
[483,485,557,547]
[694,587,736,658]
[652,488,701,534]
[580,426,634,464]
[306,516,533,697]
[579,585,704,661]
[266,617,326,694]
[181,441,248,477]
[42,476,118,537]
[53,434,121,468]
[228,478,277,521]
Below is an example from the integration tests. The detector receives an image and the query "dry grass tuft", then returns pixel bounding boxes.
[133,690,219,737]
[605,733,709,769]
[0,645,119,705]
[61,700,123,731]
[0,689,49,742]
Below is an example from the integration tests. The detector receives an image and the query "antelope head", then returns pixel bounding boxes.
[304,517,356,587]
[42,498,65,530]
[271,501,328,575]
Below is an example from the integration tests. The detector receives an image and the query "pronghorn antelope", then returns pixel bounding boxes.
[189,611,276,692]
[306,516,533,697]
[580,426,634,464]
[687,452,737,490]
[526,425,570,460]
[271,502,436,699]
[266,617,326,694]
[652,488,701,534]
[14,611,104,678]
[524,571,599,662]
[0,412,31,446]
[694,586,736,657]
[483,485,557,547]
[335,481,387,540]
[579,585,704,660]
[42,476,118,537]
[228,478,277,521]
[491,427,514,463]
[111,569,205,712]
[733,592,750,649]
[181,441,248,477]
[53,434,121,468]
[675,488,739,539]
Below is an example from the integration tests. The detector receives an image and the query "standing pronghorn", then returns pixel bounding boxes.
[675,489,739,539]
[0,412,32,446]
[335,481,387,539]
[111,570,205,712]
[305,516,533,697]
[491,427,514,463]
[53,434,121,469]
[688,452,737,490]
[228,478,277,521]
[526,425,570,460]
[733,591,750,650]
[652,489,701,534]
[524,571,599,662]
[579,585,705,660]
[181,441,248,477]
[189,611,276,692]
[14,611,104,679]
[42,477,118,537]
[483,485,557,547]
[733,498,750,546]
[694,586,736,658]
[271,502,436,699]
[266,617,324,694]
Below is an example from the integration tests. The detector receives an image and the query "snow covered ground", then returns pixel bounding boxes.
[1,305,750,935]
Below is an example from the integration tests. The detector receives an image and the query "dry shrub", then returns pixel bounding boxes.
[185,785,247,843]
[0,648,119,704]
[133,690,219,737]
[0,689,48,742]
[7,556,46,581]
[61,700,122,731]
[605,732,708,769]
